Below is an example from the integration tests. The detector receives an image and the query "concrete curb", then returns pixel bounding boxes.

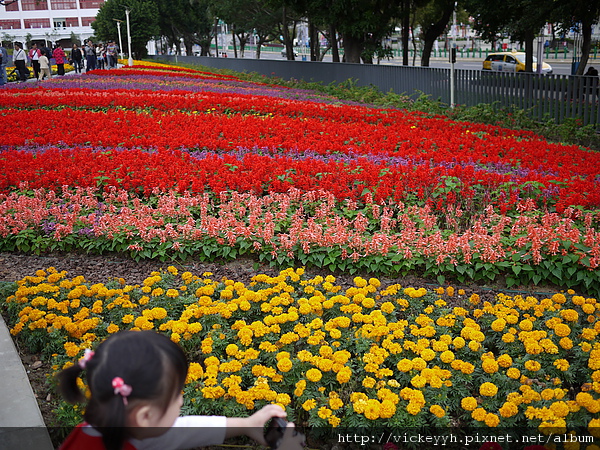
[0,313,54,449]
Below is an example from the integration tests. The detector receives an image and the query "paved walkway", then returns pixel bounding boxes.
[0,313,54,450]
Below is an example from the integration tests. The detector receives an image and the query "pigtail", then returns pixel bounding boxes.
[87,396,128,450]
[56,363,85,403]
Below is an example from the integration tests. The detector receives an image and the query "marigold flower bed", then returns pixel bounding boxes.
[3,266,600,448]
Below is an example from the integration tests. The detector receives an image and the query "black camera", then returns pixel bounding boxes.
[264,417,288,449]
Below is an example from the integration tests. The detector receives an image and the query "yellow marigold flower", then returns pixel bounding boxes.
[354,277,368,288]
[519,319,534,331]
[555,323,571,337]
[276,393,291,406]
[560,309,579,322]
[186,363,204,383]
[484,413,500,427]
[491,318,506,332]
[453,337,466,349]
[336,366,352,384]
[554,359,570,371]
[525,360,541,372]
[559,337,573,350]
[482,359,499,374]
[479,382,498,397]
[497,354,512,368]
[362,377,376,388]
[302,399,316,411]
[430,405,445,418]
[499,402,518,418]
[306,368,322,382]
[121,314,134,324]
[469,293,480,304]
[440,350,455,363]
[277,358,293,373]
[64,342,80,358]
[461,397,478,411]
[551,293,567,304]
[107,323,119,334]
[318,406,332,419]
[502,333,515,343]
[410,375,427,389]
[412,357,427,371]
[471,407,487,422]
[507,367,521,379]
[420,348,435,361]
[328,415,341,427]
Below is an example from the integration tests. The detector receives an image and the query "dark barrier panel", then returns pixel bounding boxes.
[150,55,600,126]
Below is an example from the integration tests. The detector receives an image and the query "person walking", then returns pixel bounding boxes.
[12,42,28,82]
[53,44,66,76]
[0,43,8,86]
[84,40,96,71]
[71,44,83,73]
[96,43,106,70]
[38,50,51,81]
[106,40,118,68]
[28,43,42,79]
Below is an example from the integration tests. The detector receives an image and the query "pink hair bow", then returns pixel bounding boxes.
[78,349,94,369]
[112,377,132,405]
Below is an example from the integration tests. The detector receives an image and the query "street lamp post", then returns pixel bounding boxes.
[113,19,125,62]
[125,8,133,66]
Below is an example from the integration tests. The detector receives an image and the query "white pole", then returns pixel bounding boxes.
[125,8,133,66]
[116,21,124,61]
[450,2,457,108]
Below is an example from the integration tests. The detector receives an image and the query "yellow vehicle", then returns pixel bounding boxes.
[482,51,553,74]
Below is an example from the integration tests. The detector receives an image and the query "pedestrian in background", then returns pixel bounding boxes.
[71,44,83,73]
[28,43,42,79]
[53,44,66,76]
[96,43,106,70]
[0,43,8,86]
[85,40,96,71]
[38,51,51,81]
[12,42,29,82]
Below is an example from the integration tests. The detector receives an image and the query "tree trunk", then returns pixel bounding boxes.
[236,34,247,58]
[232,26,237,58]
[401,0,410,65]
[282,6,295,60]
[420,0,454,67]
[524,32,534,72]
[184,40,193,56]
[308,21,317,61]
[329,24,340,63]
[213,17,219,57]
[576,18,593,75]
[342,33,363,63]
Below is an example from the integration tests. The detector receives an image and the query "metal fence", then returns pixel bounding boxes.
[151,55,600,126]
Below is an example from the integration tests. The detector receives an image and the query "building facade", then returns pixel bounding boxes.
[0,0,105,47]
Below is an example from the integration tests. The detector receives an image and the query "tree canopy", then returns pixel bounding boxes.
[92,0,160,57]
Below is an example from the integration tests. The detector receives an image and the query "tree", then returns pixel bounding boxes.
[416,0,455,67]
[92,0,160,57]
[284,0,402,63]
[210,0,280,59]
[154,0,213,56]
[553,0,600,75]
[464,0,551,72]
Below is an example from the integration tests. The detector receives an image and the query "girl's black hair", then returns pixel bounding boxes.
[57,331,188,450]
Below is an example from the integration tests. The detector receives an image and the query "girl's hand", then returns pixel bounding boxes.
[225,404,287,445]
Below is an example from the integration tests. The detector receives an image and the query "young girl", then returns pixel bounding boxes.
[58,330,304,450]
[38,51,51,81]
